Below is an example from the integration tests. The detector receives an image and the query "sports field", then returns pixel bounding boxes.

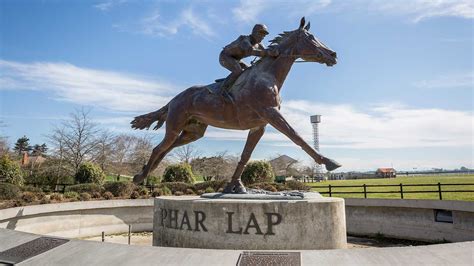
[308,175,474,201]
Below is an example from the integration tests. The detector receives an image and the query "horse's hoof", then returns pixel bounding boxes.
[234,185,247,194]
[324,158,341,171]
[133,174,144,184]
[223,184,234,194]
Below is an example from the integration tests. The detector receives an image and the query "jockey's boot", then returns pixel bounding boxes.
[219,73,240,104]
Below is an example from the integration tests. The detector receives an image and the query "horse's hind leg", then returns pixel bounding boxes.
[133,121,207,184]
[133,112,188,184]
[148,121,207,173]
[224,126,266,193]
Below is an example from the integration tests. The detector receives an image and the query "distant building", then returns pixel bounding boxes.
[269,155,298,177]
[376,168,396,178]
[21,152,46,168]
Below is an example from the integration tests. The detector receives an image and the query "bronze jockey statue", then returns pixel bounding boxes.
[219,24,279,100]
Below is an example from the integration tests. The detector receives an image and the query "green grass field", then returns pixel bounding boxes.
[106,175,132,182]
[307,175,474,201]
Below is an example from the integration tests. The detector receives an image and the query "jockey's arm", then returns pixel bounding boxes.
[250,48,279,57]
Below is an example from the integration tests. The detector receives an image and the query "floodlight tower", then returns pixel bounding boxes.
[310,115,324,180]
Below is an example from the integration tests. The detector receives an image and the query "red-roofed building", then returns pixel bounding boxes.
[376,168,396,178]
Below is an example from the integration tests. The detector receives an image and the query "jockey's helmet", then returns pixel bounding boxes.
[252,24,269,35]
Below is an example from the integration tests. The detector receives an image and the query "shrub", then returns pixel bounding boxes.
[21,192,37,203]
[91,191,102,199]
[21,185,43,193]
[249,182,277,192]
[40,197,51,204]
[151,190,160,197]
[75,162,106,185]
[13,200,25,207]
[35,192,47,201]
[204,187,215,193]
[79,192,91,201]
[161,186,172,196]
[50,193,63,201]
[241,161,274,185]
[102,191,114,200]
[274,183,287,191]
[146,175,161,186]
[194,180,227,192]
[174,191,184,196]
[162,163,195,184]
[65,183,103,194]
[135,186,149,197]
[0,155,24,186]
[0,183,21,200]
[103,181,136,197]
[286,180,310,191]
[151,186,172,197]
[185,188,195,195]
[160,182,192,194]
[130,191,140,199]
[64,191,80,200]
[196,189,205,195]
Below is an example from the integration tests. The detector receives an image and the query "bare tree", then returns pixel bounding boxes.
[48,108,101,175]
[111,134,135,179]
[0,136,8,156]
[172,144,201,164]
[129,134,154,173]
[48,126,73,180]
[190,151,238,180]
[93,130,115,172]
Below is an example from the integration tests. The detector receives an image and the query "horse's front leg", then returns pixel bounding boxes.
[258,107,341,171]
[224,126,266,193]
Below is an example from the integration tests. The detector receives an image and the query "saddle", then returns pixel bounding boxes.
[206,67,253,95]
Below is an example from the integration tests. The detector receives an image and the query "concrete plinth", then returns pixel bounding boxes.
[153,195,346,250]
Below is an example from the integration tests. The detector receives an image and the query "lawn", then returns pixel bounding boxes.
[106,175,132,182]
[307,175,474,201]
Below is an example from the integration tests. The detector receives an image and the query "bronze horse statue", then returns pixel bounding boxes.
[131,17,341,193]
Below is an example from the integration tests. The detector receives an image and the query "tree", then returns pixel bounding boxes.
[111,134,135,179]
[75,162,106,184]
[172,144,201,164]
[48,126,74,181]
[0,155,24,186]
[162,163,195,183]
[31,143,48,156]
[14,135,31,156]
[93,130,114,172]
[241,160,274,185]
[48,109,101,175]
[129,134,154,173]
[190,152,238,180]
[0,136,8,156]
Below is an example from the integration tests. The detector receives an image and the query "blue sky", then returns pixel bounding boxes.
[1,0,473,171]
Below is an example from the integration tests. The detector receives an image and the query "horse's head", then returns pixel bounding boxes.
[270,17,337,66]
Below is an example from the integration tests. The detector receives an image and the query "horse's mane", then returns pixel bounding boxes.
[250,29,297,66]
[268,30,296,48]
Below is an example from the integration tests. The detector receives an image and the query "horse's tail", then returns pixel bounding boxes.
[131,104,169,130]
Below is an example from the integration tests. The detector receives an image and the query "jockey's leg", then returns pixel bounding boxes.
[219,53,244,101]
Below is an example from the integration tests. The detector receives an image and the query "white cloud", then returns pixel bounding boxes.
[279,100,473,149]
[94,0,127,12]
[414,72,474,89]
[232,0,332,23]
[366,0,473,23]
[231,0,473,23]
[139,8,215,38]
[0,59,176,112]
[2,59,471,152]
